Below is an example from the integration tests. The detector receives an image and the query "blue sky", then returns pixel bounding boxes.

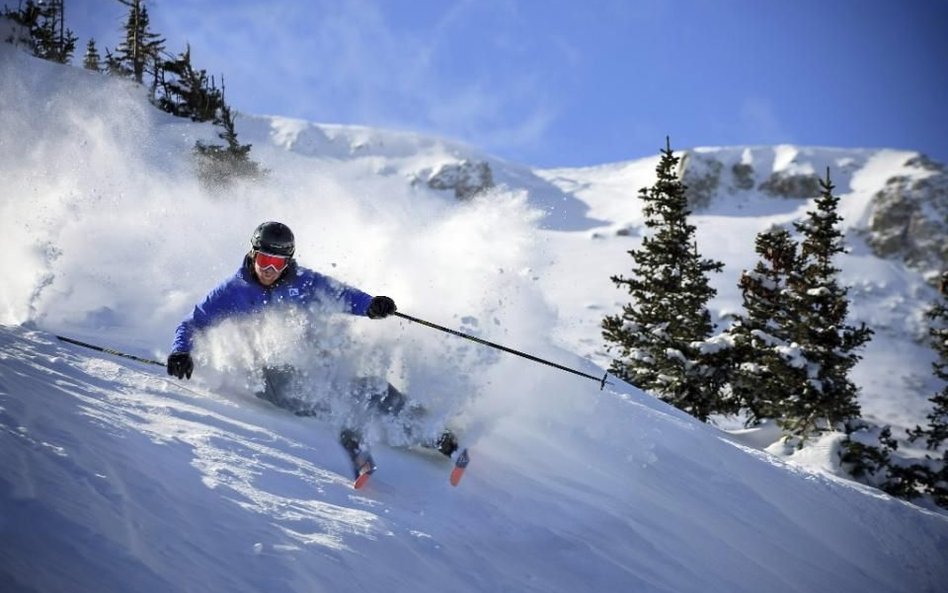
[69,0,947,168]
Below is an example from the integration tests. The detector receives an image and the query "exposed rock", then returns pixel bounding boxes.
[426,160,494,201]
[731,163,756,190]
[863,171,948,283]
[677,152,723,210]
[677,152,761,208]
[758,172,821,199]
[905,153,945,173]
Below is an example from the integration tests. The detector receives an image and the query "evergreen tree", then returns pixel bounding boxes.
[155,45,222,122]
[602,138,727,421]
[909,273,948,451]
[83,38,101,71]
[840,419,945,507]
[113,0,164,84]
[837,422,923,498]
[727,226,805,424]
[839,274,946,509]
[194,92,264,186]
[1,1,40,45]
[3,0,76,62]
[36,0,76,63]
[785,168,872,437]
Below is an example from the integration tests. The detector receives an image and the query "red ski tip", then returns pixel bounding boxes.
[353,471,372,489]
[449,448,470,487]
[352,457,375,489]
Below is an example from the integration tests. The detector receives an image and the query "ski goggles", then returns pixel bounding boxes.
[253,251,290,272]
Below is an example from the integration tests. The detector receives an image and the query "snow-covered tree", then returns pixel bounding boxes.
[726,226,805,424]
[602,139,727,421]
[194,96,264,187]
[155,45,222,122]
[910,273,948,451]
[83,39,101,72]
[3,0,76,63]
[36,0,76,63]
[111,0,164,84]
[785,168,872,437]
[838,274,945,509]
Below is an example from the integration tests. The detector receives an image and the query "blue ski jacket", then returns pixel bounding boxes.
[172,255,375,353]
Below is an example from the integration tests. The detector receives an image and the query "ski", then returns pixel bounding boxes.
[351,450,376,489]
[342,432,468,488]
[449,448,470,487]
[339,429,376,489]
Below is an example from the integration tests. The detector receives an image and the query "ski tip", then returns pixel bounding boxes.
[353,463,375,489]
[353,471,372,489]
[352,454,376,489]
[449,448,470,487]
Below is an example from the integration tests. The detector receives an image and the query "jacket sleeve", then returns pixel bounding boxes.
[171,281,241,353]
[301,268,374,316]
[338,282,374,316]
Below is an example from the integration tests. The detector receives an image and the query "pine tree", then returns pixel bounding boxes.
[194,90,264,186]
[3,0,76,63]
[38,0,76,63]
[83,38,101,71]
[155,45,223,121]
[838,274,946,509]
[113,0,164,84]
[1,1,40,46]
[602,138,726,421]
[727,226,806,424]
[103,47,123,76]
[909,273,948,451]
[785,168,872,437]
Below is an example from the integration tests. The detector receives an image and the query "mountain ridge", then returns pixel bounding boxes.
[241,113,946,283]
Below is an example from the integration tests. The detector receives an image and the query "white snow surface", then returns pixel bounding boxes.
[2,46,947,593]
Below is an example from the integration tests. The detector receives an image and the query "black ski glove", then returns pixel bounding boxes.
[367,295,397,319]
[167,351,194,380]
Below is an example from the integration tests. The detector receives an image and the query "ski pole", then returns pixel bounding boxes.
[392,312,611,389]
[56,335,166,367]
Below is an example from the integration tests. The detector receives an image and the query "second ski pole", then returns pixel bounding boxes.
[393,311,610,389]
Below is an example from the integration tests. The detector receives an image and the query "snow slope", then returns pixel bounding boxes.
[5,325,947,593]
[2,43,947,593]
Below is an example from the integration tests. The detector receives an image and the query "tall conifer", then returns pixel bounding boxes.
[785,168,872,436]
[156,45,222,122]
[113,0,164,83]
[3,0,76,62]
[727,226,804,424]
[602,139,726,421]
[909,274,948,451]
[194,82,263,186]
[83,39,101,71]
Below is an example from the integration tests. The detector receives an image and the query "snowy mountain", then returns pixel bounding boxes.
[2,43,947,593]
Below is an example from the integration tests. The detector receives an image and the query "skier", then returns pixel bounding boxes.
[166,221,458,478]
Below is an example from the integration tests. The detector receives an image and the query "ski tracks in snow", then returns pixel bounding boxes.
[0,326,387,554]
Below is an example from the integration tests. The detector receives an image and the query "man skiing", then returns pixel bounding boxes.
[167,221,458,483]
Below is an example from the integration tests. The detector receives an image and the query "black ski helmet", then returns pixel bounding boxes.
[251,221,295,257]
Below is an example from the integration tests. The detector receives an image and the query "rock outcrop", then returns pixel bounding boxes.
[425,160,495,201]
[864,159,947,282]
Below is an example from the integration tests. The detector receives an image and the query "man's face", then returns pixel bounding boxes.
[253,251,289,286]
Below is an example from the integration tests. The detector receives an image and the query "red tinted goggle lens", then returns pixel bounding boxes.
[254,251,289,272]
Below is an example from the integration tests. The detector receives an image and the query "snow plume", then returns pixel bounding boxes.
[2,49,556,445]
[0,49,210,336]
